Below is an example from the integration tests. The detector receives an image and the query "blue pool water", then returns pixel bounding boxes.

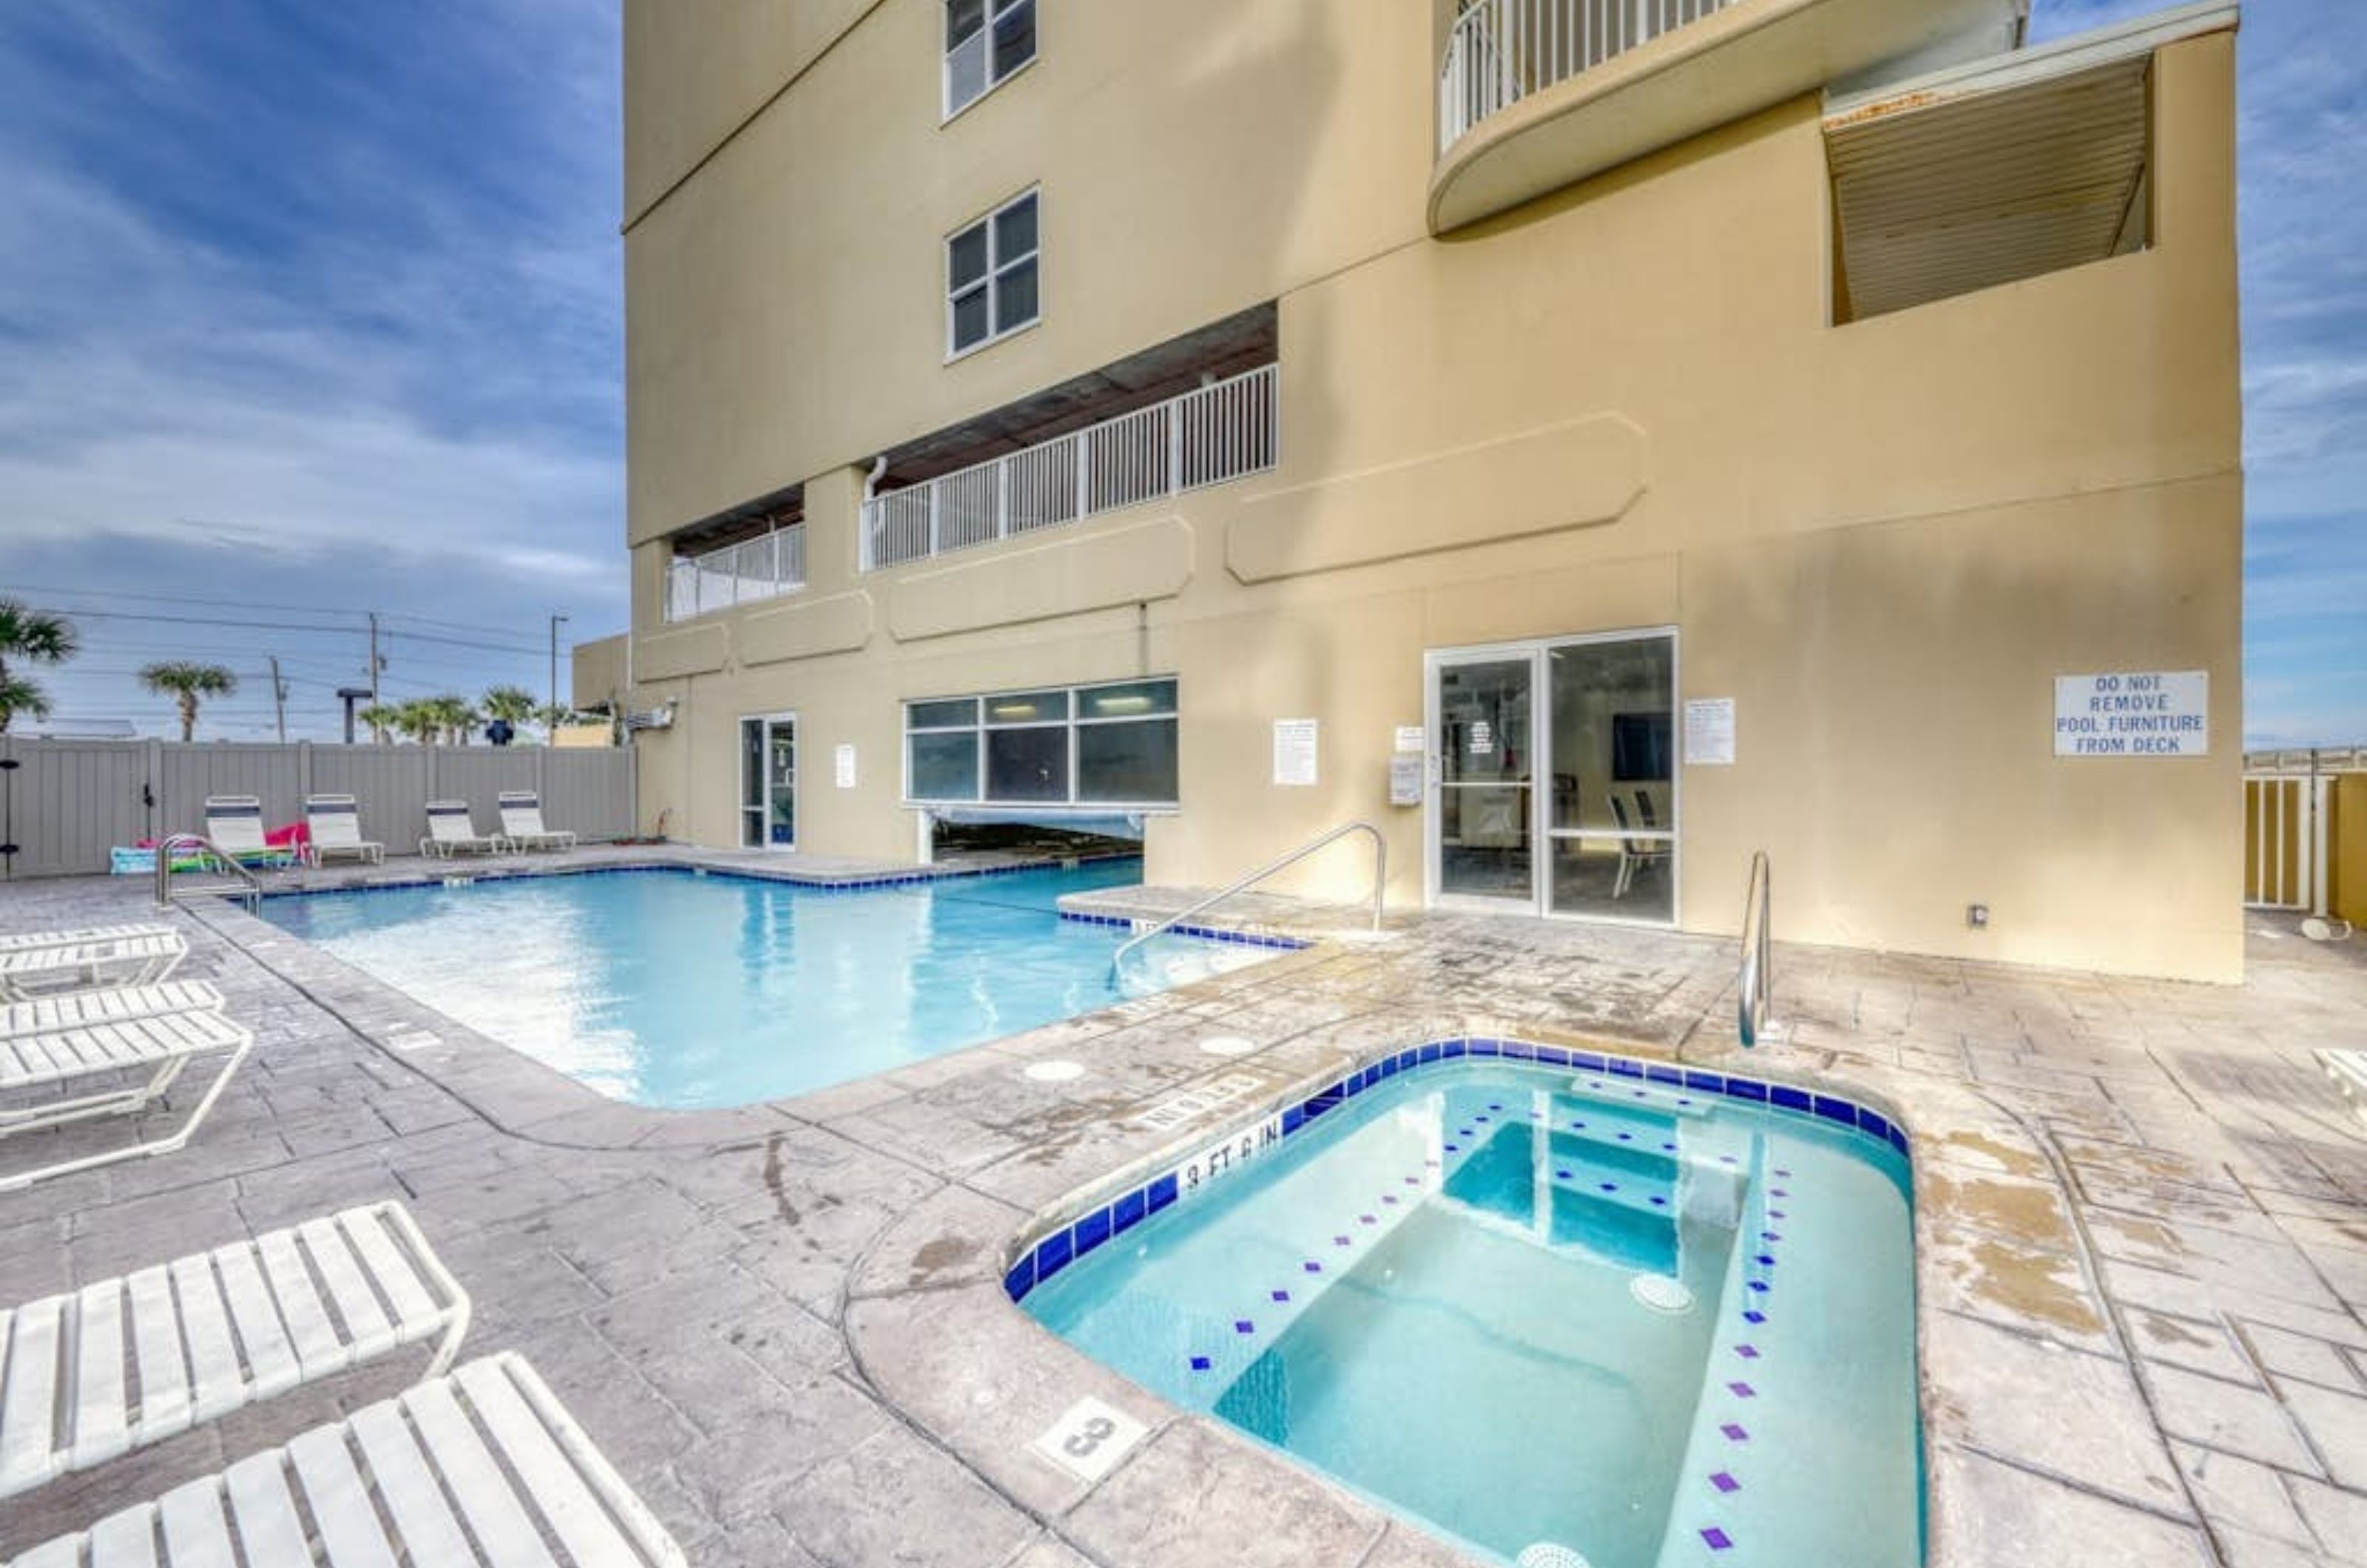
[256,862,1271,1108]
[1024,1060,1919,1568]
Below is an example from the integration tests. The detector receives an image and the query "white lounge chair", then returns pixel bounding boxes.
[1,980,225,1041]
[202,796,297,871]
[302,793,384,867]
[0,925,178,955]
[498,790,577,851]
[419,800,510,859]
[6,1352,686,1568]
[0,1006,253,1192]
[0,1202,470,1501]
[0,931,187,1002]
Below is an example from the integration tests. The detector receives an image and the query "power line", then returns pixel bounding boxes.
[10,583,582,642]
[56,609,544,655]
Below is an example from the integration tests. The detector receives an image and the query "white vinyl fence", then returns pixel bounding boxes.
[0,739,635,880]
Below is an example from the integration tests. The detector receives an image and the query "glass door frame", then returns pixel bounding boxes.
[738,711,799,851]
[1422,627,1681,927]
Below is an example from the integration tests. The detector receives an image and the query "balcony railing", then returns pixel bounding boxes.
[1440,0,1738,152]
[664,521,806,623]
[861,363,1277,572]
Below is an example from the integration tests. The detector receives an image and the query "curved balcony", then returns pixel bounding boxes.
[1430,0,2026,234]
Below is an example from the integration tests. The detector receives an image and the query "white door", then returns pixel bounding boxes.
[740,714,797,849]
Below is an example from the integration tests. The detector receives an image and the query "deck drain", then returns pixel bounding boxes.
[1630,1274,1695,1315]
[1516,1545,1591,1568]
[1198,1036,1256,1057]
[1024,1060,1086,1083]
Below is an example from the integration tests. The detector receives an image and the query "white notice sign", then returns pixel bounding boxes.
[1273,719,1319,786]
[834,743,857,788]
[1394,726,1426,754]
[1684,698,1736,767]
[2054,672,2208,757]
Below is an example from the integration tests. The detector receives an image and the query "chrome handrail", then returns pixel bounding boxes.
[1112,821,1385,979]
[153,832,263,913]
[1737,850,1773,1047]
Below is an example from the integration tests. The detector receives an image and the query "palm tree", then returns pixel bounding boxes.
[356,703,402,744]
[392,700,442,745]
[138,660,238,743]
[422,695,477,746]
[481,685,536,740]
[0,598,80,735]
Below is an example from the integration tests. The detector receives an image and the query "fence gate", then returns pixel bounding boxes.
[2243,772,2329,913]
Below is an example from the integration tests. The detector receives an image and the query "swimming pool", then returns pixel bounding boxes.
[1019,1048,1918,1568]
[255,861,1277,1109]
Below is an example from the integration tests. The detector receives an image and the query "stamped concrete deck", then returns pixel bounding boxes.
[0,851,2362,1567]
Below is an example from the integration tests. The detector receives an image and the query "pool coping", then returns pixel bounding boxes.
[165,860,2249,1567]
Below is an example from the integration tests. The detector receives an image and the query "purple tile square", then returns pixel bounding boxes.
[1334,1234,1351,1246]
[1743,1310,1766,1325]
[1271,1289,1291,1302]
[1721,1422,1749,1442]
[1360,1214,1377,1225]
[1729,1381,1756,1398]
[1702,1527,1734,1551]
[1711,1472,1740,1494]
[1304,1261,1322,1273]
[1737,1345,1760,1359]
[1235,1320,1255,1334]
[1189,1356,1212,1371]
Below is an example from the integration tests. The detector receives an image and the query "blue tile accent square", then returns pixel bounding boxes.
[1501,1040,1533,1061]
[1189,1355,1212,1371]
[1647,1065,1683,1086]
[1608,1058,1644,1079]
[1073,1207,1112,1257]
[1036,1229,1074,1281]
[1536,1046,1570,1067]
[1272,1289,1291,1302]
[1147,1174,1179,1212]
[1888,1126,1911,1155]
[1397,1049,1418,1071]
[1112,1189,1147,1234]
[1003,1256,1034,1301]
[1570,1050,1605,1071]
[1812,1095,1856,1125]
[1470,1038,1501,1057]
[1443,1040,1467,1059]
[1769,1085,1812,1112]
[1380,1056,1399,1078]
[1282,1106,1306,1135]
[1860,1109,1891,1142]
[1419,1043,1442,1064]
[1235,1319,1255,1335]
[1727,1078,1768,1103]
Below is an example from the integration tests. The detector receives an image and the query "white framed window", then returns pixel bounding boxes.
[948,189,1041,358]
[945,0,1036,120]
[905,678,1179,807]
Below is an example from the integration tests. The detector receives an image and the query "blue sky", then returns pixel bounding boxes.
[0,1,2359,746]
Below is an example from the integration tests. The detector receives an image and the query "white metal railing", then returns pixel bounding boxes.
[862,363,1277,572]
[664,522,806,623]
[1111,820,1385,981]
[1737,850,1773,1048]
[153,832,261,914]
[1439,0,1738,152]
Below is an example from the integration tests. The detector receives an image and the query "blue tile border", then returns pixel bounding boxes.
[1004,1035,1912,1305]
[250,851,1148,903]
[1055,910,1311,953]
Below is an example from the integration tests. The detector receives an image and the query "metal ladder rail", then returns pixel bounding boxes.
[1112,821,1386,979]
[153,832,263,914]
[1737,850,1773,1047]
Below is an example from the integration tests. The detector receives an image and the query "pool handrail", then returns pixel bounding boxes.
[1738,849,1774,1047]
[153,831,263,914]
[1112,820,1385,979]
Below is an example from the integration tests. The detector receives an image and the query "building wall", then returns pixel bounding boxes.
[618,7,2245,982]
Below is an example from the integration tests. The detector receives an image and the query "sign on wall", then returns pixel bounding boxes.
[1273,719,1319,786]
[834,743,857,788]
[2053,672,2209,757]
[1684,698,1736,766]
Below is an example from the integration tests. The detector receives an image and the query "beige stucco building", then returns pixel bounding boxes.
[587,0,2245,981]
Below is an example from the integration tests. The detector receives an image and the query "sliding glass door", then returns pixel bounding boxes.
[1425,631,1677,923]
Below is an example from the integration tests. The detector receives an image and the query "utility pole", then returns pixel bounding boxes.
[268,656,288,743]
[367,612,382,706]
[549,612,570,738]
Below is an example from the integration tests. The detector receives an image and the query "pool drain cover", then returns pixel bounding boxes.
[1516,1544,1591,1568]
[1630,1274,1695,1314]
